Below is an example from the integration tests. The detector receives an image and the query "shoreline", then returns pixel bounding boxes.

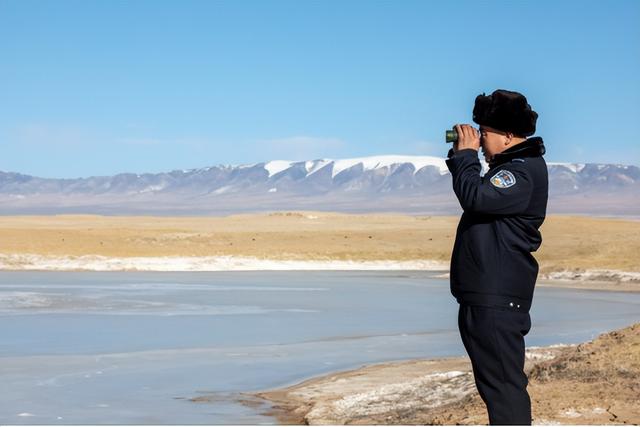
[0,254,449,272]
[0,253,638,292]
[241,323,640,425]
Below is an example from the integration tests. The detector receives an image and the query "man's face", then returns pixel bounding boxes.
[479,125,509,162]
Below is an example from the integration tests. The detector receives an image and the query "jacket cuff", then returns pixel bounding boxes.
[450,148,478,158]
[445,148,479,173]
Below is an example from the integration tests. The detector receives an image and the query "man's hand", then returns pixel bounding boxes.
[453,124,480,153]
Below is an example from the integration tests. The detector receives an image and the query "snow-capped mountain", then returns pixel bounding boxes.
[1,155,638,216]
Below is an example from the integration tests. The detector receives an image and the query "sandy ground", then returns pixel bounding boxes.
[239,323,640,425]
[0,213,638,287]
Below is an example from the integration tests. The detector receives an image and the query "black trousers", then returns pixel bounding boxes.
[458,303,532,425]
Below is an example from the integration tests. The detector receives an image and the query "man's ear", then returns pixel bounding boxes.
[505,132,513,145]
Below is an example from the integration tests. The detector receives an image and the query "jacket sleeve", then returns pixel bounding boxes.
[445,149,533,215]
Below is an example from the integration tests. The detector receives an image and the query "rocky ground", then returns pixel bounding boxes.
[246,323,640,425]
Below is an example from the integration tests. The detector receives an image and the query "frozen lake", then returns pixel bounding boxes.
[1,270,639,424]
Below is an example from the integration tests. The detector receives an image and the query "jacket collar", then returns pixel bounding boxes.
[489,136,545,167]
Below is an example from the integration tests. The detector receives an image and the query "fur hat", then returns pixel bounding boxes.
[473,89,538,137]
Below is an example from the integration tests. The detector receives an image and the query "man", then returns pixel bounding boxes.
[445,89,548,425]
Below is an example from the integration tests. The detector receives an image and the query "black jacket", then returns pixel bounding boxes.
[445,137,548,312]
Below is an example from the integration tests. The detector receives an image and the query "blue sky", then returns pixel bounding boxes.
[1,0,638,178]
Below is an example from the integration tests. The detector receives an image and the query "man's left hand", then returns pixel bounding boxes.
[453,124,480,153]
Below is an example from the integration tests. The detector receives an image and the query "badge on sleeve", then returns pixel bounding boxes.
[490,169,516,188]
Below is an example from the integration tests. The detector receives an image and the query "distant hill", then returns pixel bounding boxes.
[1,155,638,216]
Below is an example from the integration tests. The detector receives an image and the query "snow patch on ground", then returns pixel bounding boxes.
[0,254,448,272]
[542,269,640,283]
[325,370,474,419]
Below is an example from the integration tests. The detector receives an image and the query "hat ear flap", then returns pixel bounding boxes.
[472,93,492,125]
[525,110,538,136]
[508,93,538,137]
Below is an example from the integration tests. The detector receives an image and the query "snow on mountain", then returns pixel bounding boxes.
[0,155,638,216]
[547,162,587,173]
[264,160,295,177]
[329,155,449,178]
[251,155,449,179]
[305,159,333,176]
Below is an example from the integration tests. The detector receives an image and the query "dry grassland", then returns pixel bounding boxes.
[0,213,638,274]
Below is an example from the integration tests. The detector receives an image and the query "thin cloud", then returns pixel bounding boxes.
[117,136,209,150]
[409,139,443,156]
[9,123,90,148]
[256,136,347,161]
[119,137,162,146]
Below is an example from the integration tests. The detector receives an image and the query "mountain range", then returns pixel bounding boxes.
[1,155,638,216]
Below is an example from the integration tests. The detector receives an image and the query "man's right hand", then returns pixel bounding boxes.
[453,124,480,153]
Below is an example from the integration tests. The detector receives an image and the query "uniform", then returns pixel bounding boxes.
[445,136,548,425]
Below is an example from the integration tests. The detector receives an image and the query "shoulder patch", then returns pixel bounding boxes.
[490,169,517,188]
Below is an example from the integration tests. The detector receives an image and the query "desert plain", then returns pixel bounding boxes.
[0,212,638,289]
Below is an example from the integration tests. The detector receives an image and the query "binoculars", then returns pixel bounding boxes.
[445,127,458,144]
[445,125,481,143]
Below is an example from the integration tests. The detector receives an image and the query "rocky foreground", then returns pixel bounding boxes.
[245,323,640,425]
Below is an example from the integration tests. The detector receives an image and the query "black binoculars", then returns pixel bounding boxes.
[445,127,458,144]
[445,125,480,143]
